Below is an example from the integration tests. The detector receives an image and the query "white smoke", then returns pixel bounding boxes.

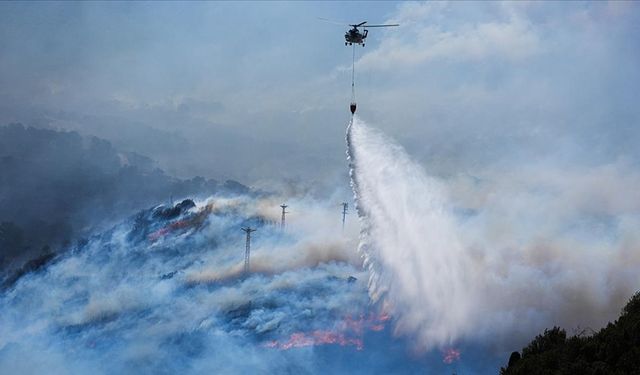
[347,116,640,351]
[0,195,383,374]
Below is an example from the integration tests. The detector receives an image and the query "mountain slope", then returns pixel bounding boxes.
[0,123,249,277]
[0,195,406,374]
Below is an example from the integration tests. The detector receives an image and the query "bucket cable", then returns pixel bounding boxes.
[351,44,356,103]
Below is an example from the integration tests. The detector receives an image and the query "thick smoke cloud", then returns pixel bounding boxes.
[348,116,640,352]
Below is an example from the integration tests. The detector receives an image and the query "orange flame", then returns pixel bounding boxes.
[265,330,364,351]
[147,204,213,242]
[443,347,461,364]
[264,313,390,351]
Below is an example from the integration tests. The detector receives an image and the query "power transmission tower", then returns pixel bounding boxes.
[341,202,349,231]
[280,204,288,231]
[241,227,256,275]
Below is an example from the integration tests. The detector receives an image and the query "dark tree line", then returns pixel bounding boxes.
[0,123,250,278]
[502,291,640,374]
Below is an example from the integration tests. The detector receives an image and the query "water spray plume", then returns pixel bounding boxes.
[346,116,476,349]
[346,115,640,356]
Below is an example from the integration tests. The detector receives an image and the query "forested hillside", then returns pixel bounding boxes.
[502,292,640,374]
[0,123,249,278]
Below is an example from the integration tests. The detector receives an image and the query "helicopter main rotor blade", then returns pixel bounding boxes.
[317,17,348,26]
[363,24,400,28]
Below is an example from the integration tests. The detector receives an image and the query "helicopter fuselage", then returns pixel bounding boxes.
[345,28,368,46]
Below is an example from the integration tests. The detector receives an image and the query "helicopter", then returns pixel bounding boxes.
[320,19,399,47]
[344,21,399,46]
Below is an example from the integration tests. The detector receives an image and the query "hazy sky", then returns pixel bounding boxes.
[1,1,639,189]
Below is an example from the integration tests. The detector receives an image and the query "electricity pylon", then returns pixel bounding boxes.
[280,204,288,231]
[341,202,349,231]
[241,227,256,274]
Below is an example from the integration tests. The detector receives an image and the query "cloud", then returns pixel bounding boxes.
[357,2,541,71]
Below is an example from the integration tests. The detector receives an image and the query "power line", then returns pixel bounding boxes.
[350,44,357,115]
